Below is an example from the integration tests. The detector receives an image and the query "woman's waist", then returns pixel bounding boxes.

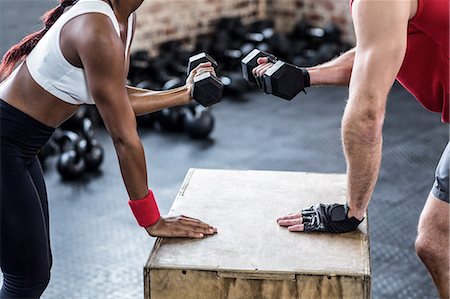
[1,99,55,153]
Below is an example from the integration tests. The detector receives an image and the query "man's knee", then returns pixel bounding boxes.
[415,235,436,262]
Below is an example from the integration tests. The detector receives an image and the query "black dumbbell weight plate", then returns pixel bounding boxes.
[192,73,223,107]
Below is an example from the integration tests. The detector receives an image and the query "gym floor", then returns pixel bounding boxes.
[1,1,448,299]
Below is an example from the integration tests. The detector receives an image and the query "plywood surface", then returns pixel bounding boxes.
[146,169,370,278]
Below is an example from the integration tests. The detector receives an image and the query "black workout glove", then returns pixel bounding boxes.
[301,203,363,233]
[254,60,310,95]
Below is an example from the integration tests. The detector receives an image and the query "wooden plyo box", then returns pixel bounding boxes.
[145,169,370,299]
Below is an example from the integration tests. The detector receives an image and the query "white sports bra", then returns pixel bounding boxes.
[1,0,132,105]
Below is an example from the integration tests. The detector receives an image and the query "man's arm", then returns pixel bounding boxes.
[344,0,410,219]
[253,48,355,87]
[307,48,355,86]
[277,0,412,232]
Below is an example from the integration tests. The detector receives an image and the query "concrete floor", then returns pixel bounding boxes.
[1,1,449,299]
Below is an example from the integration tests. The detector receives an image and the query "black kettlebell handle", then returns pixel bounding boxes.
[82,118,94,141]
[59,131,86,160]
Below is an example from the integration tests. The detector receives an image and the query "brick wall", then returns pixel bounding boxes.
[132,0,261,54]
[267,0,355,43]
[132,0,354,54]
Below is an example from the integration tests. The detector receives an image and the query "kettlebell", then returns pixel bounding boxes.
[183,103,215,139]
[60,106,87,131]
[56,131,87,180]
[81,118,104,172]
[156,107,186,132]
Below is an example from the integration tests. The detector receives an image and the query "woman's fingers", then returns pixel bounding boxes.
[194,66,215,77]
[192,62,212,73]
[174,224,213,238]
[180,215,217,231]
[193,226,215,235]
[187,231,205,238]
[178,215,217,235]
[190,63,213,76]
[180,219,216,235]
[173,229,204,239]
[180,215,209,226]
[146,214,218,239]
[190,64,216,82]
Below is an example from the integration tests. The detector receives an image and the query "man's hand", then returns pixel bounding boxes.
[146,215,217,239]
[277,203,363,233]
[251,57,274,78]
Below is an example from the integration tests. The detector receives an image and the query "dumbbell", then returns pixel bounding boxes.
[187,52,223,107]
[263,60,310,100]
[241,49,276,84]
[241,49,310,101]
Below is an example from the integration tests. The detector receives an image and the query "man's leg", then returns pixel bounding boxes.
[416,193,449,298]
[415,142,449,299]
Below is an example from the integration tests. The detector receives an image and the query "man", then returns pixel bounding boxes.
[252,0,449,297]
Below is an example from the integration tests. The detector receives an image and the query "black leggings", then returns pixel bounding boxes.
[0,100,55,299]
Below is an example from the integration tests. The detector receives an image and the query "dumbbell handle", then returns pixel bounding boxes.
[187,52,219,75]
[187,52,222,107]
[241,49,277,83]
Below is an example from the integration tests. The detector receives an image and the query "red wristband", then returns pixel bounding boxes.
[128,189,161,227]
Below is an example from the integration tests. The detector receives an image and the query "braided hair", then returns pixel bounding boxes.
[0,0,78,80]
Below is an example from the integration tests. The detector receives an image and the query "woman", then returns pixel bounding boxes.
[0,0,217,297]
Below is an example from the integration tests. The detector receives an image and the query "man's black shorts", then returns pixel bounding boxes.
[432,142,449,203]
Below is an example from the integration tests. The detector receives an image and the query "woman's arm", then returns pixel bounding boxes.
[125,13,190,115]
[126,62,215,115]
[77,16,147,200]
[126,85,191,115]
[73,14,216,238]
[126,14,216,115]
[125,13,192,115]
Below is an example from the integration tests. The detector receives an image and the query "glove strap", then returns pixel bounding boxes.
[128,189,161,227]
[302,68,310,88]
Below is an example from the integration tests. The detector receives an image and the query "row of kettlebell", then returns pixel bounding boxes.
[137,102,215,139]
[39,118,104,180]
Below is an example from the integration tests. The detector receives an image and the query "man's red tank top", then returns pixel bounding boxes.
[351,0,449,123]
